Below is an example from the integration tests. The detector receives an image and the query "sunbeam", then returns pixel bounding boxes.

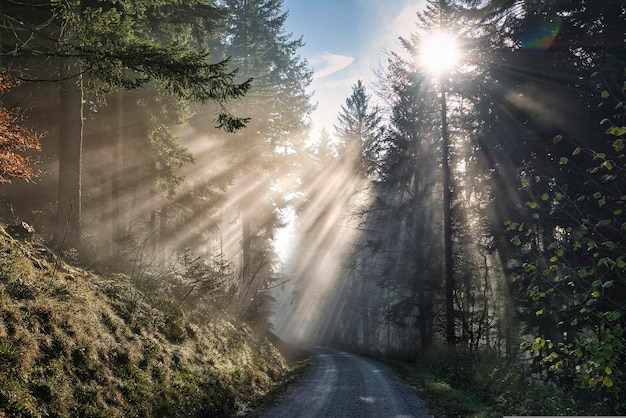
[270,152,371,343]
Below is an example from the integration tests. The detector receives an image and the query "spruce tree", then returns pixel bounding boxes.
[334,80,384,178]
[216,0,314,321]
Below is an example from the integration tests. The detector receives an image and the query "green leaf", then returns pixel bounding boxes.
[559,157,568,165]
[548,241,559,250]
[603,376,614,388]
[573,147,581,155]
[553,134,563,144]
[605,311,621,322]
[541,193,550,201]
[598,258,613,268]
[601,90,610,99]
[536,309,544,316]
[506,221,520,231]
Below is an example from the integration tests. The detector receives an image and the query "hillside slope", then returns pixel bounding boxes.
[0,226,291,417]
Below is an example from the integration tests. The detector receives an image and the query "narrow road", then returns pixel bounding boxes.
[258,347,430,418]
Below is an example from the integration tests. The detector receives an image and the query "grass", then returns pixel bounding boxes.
[0,226,301,417]
[379,357,488,418]
[377,346,611,418]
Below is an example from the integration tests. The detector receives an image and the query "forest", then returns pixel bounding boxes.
[1,0,625,415]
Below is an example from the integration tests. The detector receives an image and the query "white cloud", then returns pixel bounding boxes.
[311,52,354,80]
[392,4,422,40]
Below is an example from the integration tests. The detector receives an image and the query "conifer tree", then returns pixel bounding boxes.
[334,80,384,178]
[0,1,250,251]
[216,0,314,321]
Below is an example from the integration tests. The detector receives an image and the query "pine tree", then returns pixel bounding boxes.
[334,80,384,178]
[216,0,314,321]
[376,48,443,352]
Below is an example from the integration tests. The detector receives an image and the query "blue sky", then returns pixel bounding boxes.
[282,0,427,135]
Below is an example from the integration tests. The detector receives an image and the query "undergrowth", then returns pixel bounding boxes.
[0,226,295,417]
[383,345,621,417]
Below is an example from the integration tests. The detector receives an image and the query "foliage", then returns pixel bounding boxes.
[212,0,314,323]
[387,346,584,417]
[146,113,195,200]
[1,1,251,131]
[170,248,233,314]
[0,75,43,183]
[334,80,385,178]
[510,70,626,411]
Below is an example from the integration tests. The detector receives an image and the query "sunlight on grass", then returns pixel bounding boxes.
[0,226,292,416]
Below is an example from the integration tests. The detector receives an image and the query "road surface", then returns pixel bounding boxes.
[258,346,430,417]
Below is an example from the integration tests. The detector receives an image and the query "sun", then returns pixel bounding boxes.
[418,31,460,74]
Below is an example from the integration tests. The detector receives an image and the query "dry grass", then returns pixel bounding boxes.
[0,227,293,417]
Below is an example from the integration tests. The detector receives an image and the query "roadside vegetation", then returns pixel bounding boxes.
[384,347,615,417]
[0,226,301,417]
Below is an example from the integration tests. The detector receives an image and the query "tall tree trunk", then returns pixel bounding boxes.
[54,69,83,251]
[441,80,455,345]
[111,90,126,245]
[242,207,251,281]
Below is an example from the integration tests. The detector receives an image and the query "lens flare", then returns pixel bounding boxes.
[518,18,561,49]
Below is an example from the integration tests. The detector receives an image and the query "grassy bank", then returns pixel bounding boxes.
[0,226,300,417]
